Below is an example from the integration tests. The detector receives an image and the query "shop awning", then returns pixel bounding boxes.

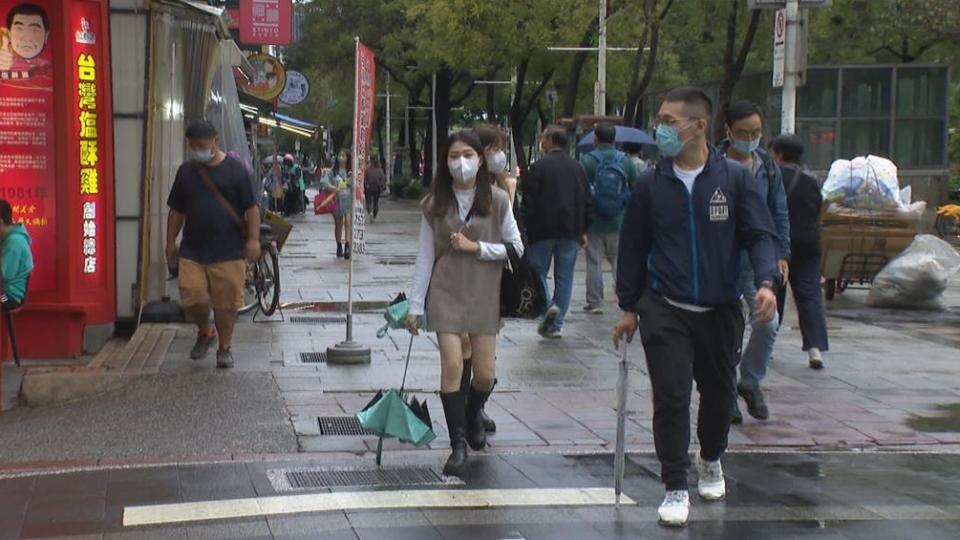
[274,113,318,132]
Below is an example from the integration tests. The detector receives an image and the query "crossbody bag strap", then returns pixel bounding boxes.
[196,163,245,232]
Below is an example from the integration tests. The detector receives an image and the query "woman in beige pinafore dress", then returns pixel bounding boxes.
[407,130,523,477]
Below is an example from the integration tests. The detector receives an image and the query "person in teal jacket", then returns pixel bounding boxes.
[1,199,34,308]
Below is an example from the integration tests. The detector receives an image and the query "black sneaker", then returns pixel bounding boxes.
[344,243,352,260]
[537,306,560,337]
[737,385,769,420]
[731,402,743,425]
[336,243,344,258]
[190,333,215,360]
[216,349,235,369]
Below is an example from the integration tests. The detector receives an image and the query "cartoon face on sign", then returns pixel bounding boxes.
[0,3,52,79]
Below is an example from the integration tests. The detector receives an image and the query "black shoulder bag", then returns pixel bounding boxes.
[500,243,547,319]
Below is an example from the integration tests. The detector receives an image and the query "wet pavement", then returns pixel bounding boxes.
[2,451,960,538]
[2,196,960,537]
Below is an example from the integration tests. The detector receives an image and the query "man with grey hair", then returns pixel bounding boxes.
[521,125,592,339]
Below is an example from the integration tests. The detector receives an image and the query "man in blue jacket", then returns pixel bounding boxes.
[613,87,778,527]
[718,100,791,424]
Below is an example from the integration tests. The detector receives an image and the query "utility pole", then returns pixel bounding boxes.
[431,72,437,182]
[596,0,607,116]
[781,0,799,133]
[377,77,396,187]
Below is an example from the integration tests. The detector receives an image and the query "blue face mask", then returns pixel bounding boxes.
[193,148,214,162]
[655,123,691,158]
[731,136,761,155]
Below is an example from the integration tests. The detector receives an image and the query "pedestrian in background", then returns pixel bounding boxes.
[364,155,386,222]
[406,130,522,477]
[580,122,638,315]
[613,87,778,527]
[475,124,518,205]
[166,120,261,369]
[320,149,353,259]
[718,100,791,424]
[0,199,34,311]
[770,134,829,369]
[282,153,305,215]
[521,125,591,339]
[623,142,650,176]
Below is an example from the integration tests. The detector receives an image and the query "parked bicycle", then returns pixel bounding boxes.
[240,223,281,316]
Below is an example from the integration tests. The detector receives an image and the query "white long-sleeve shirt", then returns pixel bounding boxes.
[409,188,524,316]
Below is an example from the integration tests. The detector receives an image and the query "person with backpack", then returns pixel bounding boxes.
[769,134,829,370]
[718,100,791,424]
[580,123,639,314]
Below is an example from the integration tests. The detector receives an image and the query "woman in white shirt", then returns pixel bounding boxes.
[406,130,523,477]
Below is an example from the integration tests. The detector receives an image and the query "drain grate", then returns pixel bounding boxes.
[289,316,346,324]
[266,466,462,491]
[300,352,327,363]
[318,416,376,436]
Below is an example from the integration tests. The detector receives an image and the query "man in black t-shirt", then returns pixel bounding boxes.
[166,120,260,368]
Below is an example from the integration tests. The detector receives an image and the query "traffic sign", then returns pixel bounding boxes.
[772,9,786,87]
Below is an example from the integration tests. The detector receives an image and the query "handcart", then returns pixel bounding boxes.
[819,207,920,300]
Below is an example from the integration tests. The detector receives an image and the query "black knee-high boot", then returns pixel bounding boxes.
[461,358,497,433]
[466,386,492,451]
[440,391,468,477]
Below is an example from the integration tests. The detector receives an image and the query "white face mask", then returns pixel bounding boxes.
[486,150,507,174]
[448,156,480,184]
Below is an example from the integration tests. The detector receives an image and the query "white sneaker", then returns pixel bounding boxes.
[696,454,726,501]
[657,490,690,527]
[808,348,824,370]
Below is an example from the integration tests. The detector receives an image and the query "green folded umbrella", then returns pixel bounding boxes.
[377,293,410,338]
[356,334,436,465]
[356,389,436,447]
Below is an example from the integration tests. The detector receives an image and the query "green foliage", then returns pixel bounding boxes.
[403,181,424,200]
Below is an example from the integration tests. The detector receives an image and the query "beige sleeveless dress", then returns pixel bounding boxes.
[423,187,511,335]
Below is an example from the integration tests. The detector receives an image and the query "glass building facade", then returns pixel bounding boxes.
[643,65,950,172]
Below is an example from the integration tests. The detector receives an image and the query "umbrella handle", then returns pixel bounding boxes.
[399,333,415,395]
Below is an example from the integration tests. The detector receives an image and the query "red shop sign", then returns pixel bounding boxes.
[0,0,58,293]
[239,0,291,46]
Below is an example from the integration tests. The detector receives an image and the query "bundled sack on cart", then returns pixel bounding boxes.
[867,234,960,310]
[822,155,925,215]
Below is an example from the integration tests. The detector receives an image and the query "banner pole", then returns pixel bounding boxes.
[328,36,371,365]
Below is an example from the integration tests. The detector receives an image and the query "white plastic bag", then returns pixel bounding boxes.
[822,155,903,211]
[867,235,960,310]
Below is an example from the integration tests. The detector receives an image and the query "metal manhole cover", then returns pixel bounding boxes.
[289,316,346,324]
[266,466,463,491]
[300,352,327,363]
[318,416,376,436]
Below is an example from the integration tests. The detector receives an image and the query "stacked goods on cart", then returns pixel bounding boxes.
[821,155,926,220]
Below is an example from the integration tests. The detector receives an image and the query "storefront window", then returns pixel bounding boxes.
[896,67,947,116]
[841,68,892,117]
[840,119,890,158]
[798,69,838,117]
[893,119,946,168]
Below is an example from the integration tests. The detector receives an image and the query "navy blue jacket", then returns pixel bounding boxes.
[616,146,778,310]
[716,141,791,261]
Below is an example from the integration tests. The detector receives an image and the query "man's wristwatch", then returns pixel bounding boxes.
[758,280,776,292]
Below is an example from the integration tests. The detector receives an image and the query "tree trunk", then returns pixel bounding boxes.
[560,16,598,119]
[714,2,762,141]
[407,109,419,181]
[624,0,674,127]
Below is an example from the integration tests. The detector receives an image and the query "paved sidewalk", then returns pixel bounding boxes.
[1,197,959,469]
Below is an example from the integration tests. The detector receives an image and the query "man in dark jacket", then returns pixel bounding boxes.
[521,125,591,339]
[718,99,791,424]
[613,87,778,527]
[770,134,829,370]
[364,156,387,222]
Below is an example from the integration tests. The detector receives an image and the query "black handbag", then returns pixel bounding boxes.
[500,243,547,319]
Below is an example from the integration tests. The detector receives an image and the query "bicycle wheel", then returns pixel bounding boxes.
[238,261,259,314]
[257,244,281,316]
